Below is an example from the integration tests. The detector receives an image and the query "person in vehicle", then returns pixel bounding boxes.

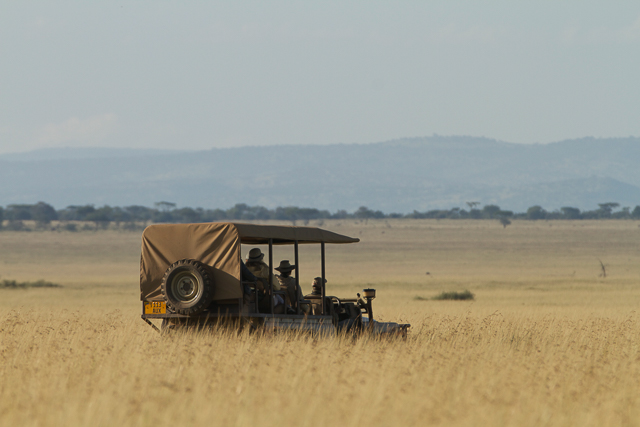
[304,277,328,315]
[245,249,283,311]
[275,260,303,312]
[245,248,280,292]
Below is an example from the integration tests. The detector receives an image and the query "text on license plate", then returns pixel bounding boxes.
[144,301,166,314]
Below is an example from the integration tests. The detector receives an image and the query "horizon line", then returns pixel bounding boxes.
[2,134,638,156]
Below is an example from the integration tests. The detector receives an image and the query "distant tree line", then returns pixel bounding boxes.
[0,201,639,231]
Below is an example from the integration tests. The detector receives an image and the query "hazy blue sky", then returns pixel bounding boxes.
[1,1,639,154]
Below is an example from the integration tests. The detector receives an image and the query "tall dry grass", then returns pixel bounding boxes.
[2,219,640,426]
[2,308,640,427]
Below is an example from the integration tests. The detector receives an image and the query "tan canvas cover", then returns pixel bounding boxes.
[231,223,360,245]
[140,222,359,301]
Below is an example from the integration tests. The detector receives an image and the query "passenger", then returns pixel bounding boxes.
[245,248,280,292]
[304,277,328,315]
[275,260,303,312]
[245,249,283,310]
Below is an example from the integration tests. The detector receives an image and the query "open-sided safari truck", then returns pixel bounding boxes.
[140,222,409,336]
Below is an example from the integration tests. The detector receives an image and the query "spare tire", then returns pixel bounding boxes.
[161,259,214,315]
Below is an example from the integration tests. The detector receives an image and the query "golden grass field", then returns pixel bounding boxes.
[1,219,640,426]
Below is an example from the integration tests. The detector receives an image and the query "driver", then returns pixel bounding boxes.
[304,277,328,315]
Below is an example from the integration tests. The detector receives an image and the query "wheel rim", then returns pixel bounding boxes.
[170,270,202,303]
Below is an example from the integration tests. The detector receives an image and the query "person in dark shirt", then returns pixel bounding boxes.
[241,260,258,295]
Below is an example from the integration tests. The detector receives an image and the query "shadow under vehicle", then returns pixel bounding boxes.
[140,222,410,336]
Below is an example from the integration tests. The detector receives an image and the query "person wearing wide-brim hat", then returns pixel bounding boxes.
[245,248,280,293]
[275,260,303,311]
[247,248,265,262]
[274,260,296,272]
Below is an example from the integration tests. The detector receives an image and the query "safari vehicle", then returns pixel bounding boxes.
[140,222,409,336]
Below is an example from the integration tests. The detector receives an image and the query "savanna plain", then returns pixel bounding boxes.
[2,219,640,426]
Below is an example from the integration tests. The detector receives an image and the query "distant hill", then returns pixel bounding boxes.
[0,147,185,162]
[1,136,640,212]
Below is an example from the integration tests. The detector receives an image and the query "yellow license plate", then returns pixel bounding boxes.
[144,301,166,314]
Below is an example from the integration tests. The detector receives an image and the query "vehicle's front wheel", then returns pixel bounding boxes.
[161,259,214,315]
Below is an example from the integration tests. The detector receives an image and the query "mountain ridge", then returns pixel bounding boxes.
[1,136,639,212]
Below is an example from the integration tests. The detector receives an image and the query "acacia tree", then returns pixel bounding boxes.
[84,206,114,229]
[32,202,57,228]
[6,204,33,220]
[154,201,176,211]
[466,201,481,219]
[597,203,620,218]
[526,205,547,220]
[482,205,501,219]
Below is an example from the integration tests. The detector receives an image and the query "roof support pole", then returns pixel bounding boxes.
[269,238,274,315]
[321,242,326,315]
[294,240,300,314]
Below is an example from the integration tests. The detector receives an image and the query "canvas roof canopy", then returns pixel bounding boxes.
[140,222,359,301]
[231,223,360,245]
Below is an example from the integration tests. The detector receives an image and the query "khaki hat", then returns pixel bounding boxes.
[247,248,264,261]
[275,260,296,272]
